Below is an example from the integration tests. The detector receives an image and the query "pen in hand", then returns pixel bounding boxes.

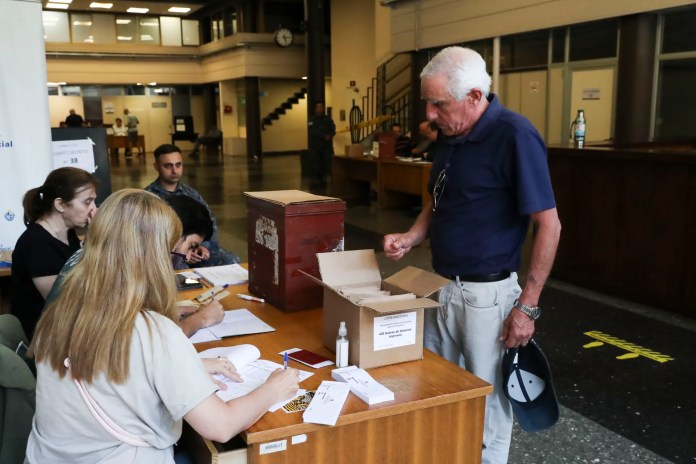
[284,351,288,370]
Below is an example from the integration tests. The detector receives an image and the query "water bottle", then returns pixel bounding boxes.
[336,321,349,368]
[572,109,586,147]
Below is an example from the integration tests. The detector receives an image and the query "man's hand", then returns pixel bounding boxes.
[500,308,535,349]
[383,233,413,261]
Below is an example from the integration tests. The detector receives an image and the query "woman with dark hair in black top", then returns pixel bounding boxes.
[11,167,98,339]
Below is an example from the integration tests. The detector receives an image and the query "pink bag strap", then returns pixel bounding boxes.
[64,358,152,448]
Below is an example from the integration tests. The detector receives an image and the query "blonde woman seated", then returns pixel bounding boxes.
[27,189,299,463]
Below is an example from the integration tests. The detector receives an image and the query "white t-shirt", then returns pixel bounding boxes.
[112,124,128,136]
[26,311,217,464]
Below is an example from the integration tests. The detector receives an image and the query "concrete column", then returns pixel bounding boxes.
[614,14,657,144]
[245,77,262,159]
[304,0,326,115]
[411,51,430,128]
[239,1,258,33]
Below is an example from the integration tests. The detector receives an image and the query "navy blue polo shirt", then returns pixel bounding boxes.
[428,94,555,276]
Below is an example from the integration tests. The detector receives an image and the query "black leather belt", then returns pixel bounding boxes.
[444,271,510,283]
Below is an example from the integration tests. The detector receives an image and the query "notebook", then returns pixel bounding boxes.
[193,264,249,287]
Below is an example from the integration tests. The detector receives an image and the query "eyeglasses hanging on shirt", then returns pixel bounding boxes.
[431,144,456,212]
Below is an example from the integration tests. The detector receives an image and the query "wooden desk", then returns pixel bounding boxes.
[181,283,491,464]
[378,159,432,210]
[107,134,145,155]
[331,155,378,204]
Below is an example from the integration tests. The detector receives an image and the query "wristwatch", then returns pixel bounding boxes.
[513,299,541,320]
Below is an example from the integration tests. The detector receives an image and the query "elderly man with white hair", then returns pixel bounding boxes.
[383,46,561,464]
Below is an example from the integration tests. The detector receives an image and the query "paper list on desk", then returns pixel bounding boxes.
[188,309,275,344]
[302,381,350,426]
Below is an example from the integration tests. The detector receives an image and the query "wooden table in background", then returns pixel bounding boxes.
[331,156,433,210]
[180,281,491,464]
[107,134,145,155]
[331,155,378,204]
[378,159,432,210]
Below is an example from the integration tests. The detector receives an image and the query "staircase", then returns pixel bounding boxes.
[261,87,308,131]
[349,54,413,143]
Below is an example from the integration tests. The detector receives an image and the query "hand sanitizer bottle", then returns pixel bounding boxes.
[336,321,349,368]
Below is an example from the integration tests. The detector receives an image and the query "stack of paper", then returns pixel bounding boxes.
[194,264,249,287]
[303,381,350,426]
[331,365,395,405]
[338,285,416,305]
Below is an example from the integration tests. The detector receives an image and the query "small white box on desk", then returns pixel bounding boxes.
[331,365,395,405]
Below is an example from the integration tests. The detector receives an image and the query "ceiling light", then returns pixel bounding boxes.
[47,82,66,86]
[117,36,133,41]
[89,2,113,8]
[168,7,190,13]
[302,76,307,80]
[72,21,93,26]
[127,7,149,14]
[116,19,131,24]
[140,21,159,26]
[46,3,70,9]
[140,34,153,41]
[148,82,157,86]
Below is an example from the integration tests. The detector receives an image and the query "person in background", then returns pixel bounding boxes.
[111,117,128,156]
[391,123,412,157]
[64,109,84,128]
[308,101,336,188]
[190,125,222,158]
[165,195,214,270]
[124,108,140,157]
[26,189,299,463]
[11,167,98,339]
[383,47,561,464]
[411,121,439,159]
[145,144,241,267]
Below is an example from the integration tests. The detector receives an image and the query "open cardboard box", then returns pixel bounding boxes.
[304,249,450,369]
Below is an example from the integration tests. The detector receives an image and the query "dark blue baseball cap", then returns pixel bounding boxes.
[502,339,560,432]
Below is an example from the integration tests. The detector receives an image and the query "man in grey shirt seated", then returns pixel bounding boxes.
[145,143,240,267]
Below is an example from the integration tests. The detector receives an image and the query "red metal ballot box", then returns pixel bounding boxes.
[245,190,346,312]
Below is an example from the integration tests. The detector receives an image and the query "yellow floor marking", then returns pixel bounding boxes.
[583,330,674,363]
[583,341,604,348]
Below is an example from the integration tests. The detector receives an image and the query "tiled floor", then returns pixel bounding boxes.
[110,152,694,463]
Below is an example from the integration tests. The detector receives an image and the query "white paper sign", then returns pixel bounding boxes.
[52,139,96,173]
[259,440,287,455]
[373,311,417,351]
